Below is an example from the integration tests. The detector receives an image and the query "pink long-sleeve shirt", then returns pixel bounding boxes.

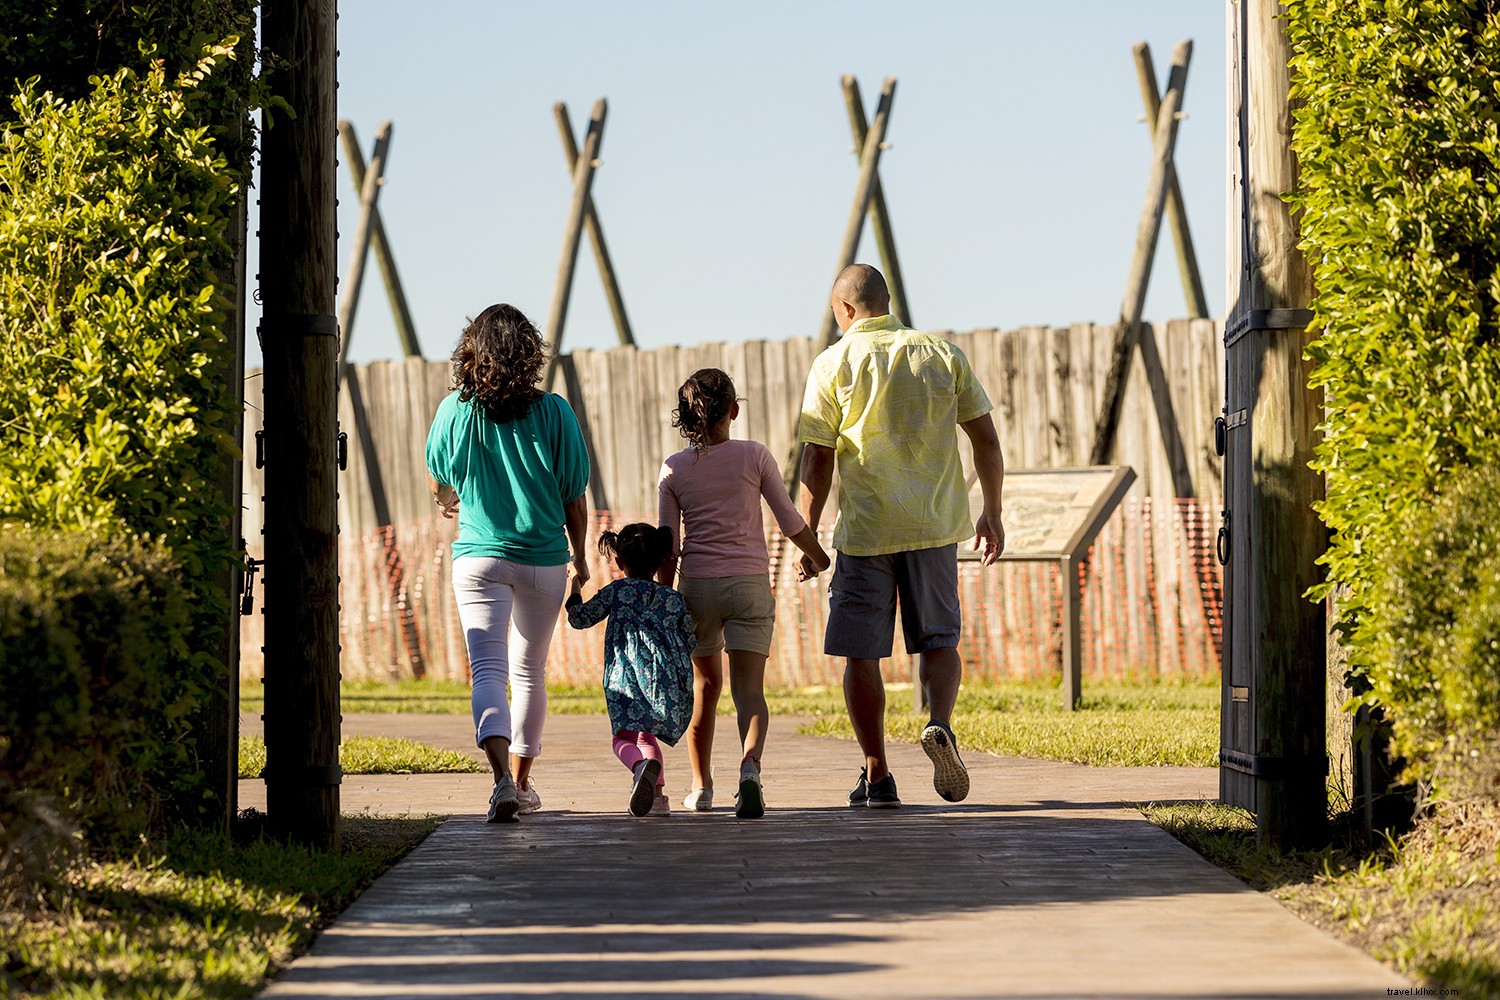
[657,439,807,579]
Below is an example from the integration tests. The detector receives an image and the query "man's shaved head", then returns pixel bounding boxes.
[831,263,890,314]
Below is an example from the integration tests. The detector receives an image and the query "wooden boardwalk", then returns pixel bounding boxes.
[243,714,1403,998]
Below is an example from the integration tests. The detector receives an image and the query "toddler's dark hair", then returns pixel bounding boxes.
[671,368,737,449]
[597,522,673,578]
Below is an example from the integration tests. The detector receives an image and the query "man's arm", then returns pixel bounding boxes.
[796,443,836,579]
[959,413,1006,566]
[564,493,590,587]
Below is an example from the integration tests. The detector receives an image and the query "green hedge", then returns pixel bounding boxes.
[0,527,197,905]
[1286,2,1500,784]
[1367,466,1500,790]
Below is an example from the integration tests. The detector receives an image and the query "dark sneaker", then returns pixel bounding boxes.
[735,763,765,820]
[921,720,970,802]
[629,759,662,817]
[487,775,520,823]
[847,768,871,807]
[866,771,901,809]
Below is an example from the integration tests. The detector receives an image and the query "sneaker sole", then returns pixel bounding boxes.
[866,795,901,809]
[921,725,971,803]
[487,798,520,823]
[629,759,662,817]
[735,777,765,819]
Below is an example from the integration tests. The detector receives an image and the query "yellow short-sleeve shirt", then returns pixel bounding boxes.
[798,315,993,557]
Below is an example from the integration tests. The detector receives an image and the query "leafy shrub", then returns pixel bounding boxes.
[0,526,197,906]
[0,50,242,556]
[1285,3,1500,757]
[1367,466,1500,793]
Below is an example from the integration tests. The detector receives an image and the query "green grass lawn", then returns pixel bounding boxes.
[241,679,1220,769]
[1,817,439,999]
[805,680,1221,767]
[1143,801,1500,995]
[237,735,485,779]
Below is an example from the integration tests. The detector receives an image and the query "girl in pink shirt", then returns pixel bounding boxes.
[657,368,830,818]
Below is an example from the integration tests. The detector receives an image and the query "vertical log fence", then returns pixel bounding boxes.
[241,319,1224,689]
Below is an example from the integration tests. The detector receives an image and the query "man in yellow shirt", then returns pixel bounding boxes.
[797,263,1005,808]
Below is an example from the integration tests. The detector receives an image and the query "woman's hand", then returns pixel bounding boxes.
[431,478,459,519]
[569,555,590,590]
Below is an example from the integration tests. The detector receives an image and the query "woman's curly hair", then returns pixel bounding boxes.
[451,304,548,423]
[671,368,737,449]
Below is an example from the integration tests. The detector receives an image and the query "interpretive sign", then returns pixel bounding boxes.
[958,466,1136,708]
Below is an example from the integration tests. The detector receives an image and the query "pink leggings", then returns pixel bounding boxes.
[612,730,665,786]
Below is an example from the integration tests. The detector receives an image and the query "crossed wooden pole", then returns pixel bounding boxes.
[819,75,908,347]
[1090,38,1202,483]
[543,98,635,391]
[337,120,422,371]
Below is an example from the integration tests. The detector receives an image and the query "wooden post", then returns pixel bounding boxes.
[258,0,341,850]
[1060,555,1083,710]
[1133,42,1210,319]
[1090,40,1192,466]
[1219,0,1326,848]
[820,76,896,347]
[842,76,911,327]
[555,102,634,347]
[339,120,421,358]
[338,120,391,369]
[543,98,607,391]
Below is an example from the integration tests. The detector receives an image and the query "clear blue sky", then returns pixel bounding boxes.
[246,1,1226,367]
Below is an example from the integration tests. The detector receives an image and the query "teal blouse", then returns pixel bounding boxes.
[425,391,591,565]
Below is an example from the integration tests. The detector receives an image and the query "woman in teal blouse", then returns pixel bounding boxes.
[425,303,591,823]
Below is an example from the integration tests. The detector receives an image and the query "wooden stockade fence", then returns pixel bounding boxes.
[240,318,1224,686]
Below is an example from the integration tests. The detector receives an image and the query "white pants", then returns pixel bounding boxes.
[451,556,568,757]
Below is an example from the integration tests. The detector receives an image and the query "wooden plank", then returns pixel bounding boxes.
[1045,326,1073,466]
[1067,323,1097,464]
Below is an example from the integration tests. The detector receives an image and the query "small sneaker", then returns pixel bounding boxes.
[865,771,901,809]
[648,793,672,816]
[683,787,714,811]
[735,764,765,820]
[847,768,870,807]
[629,759,662,817]
[516,780,542,816]
[921,720,970,803]
[487,774,519,823]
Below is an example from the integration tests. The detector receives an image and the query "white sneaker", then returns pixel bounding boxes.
[517,780,541,815]
[682,787,714,811]
[735,763,765,819]
[648,793,672,817]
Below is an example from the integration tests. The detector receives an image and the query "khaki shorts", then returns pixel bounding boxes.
[678,573,775,658]
[824,544,961,658]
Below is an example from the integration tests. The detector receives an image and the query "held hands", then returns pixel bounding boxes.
[972,513,1006,566]
[795,550,831,582]
[569,556,590,592]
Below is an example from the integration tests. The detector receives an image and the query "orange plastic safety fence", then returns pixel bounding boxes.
[239,500,1223,686]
